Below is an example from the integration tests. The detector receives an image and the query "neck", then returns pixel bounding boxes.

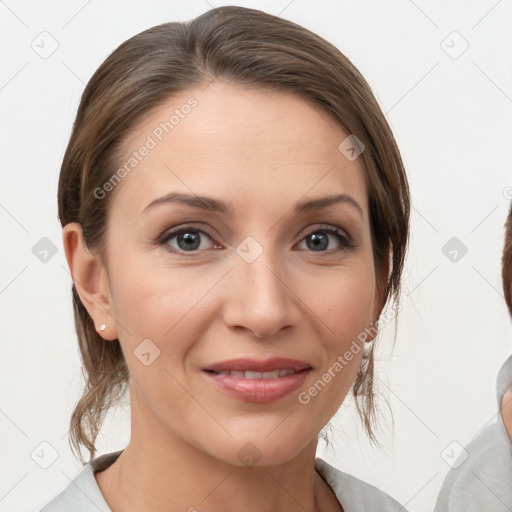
[94,392,340,512]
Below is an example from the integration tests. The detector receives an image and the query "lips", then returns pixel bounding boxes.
[202,358,312,403]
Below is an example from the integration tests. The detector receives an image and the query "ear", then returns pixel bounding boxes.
[62,222,118,341]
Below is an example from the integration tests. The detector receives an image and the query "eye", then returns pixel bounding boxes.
[296,225,353,253]
[159,226,220,254]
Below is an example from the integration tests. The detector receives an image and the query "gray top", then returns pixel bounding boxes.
[39,450,407,511]
[434,355,512,511]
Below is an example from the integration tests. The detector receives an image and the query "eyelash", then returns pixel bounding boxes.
[156,223,355,256]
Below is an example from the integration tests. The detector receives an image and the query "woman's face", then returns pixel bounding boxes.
[97,81,384,466]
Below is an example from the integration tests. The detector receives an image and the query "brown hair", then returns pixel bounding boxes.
[503,203,512,316]
[58,5,410,464]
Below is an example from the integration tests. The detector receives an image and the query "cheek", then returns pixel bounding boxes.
[107,257,209,409]
[107,245,222,358]
[292,266,375,426]
[301,261,377,344]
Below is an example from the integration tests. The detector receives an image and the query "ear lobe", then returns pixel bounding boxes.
[62,222,118,341]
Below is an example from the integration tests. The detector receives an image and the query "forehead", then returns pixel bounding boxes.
[109,81,368,218]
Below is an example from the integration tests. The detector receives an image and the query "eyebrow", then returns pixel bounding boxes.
[143,192,363,218]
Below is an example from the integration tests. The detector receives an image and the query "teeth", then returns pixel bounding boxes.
[245,371,265,379]
[218,370,245,377]
[215,369,296,378]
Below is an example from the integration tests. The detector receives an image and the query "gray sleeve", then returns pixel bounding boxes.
[434,423,512,512]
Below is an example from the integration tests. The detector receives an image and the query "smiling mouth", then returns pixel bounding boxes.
[202,357,313,402]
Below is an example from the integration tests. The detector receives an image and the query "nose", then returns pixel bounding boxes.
[222,245,301,339]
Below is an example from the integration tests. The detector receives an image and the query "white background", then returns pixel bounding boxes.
[0,1,511,511]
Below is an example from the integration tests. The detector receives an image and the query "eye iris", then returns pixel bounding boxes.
[307,232,328,251]
[178,231,200,251]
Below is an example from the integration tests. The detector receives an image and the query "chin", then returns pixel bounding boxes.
[204,430,317,469]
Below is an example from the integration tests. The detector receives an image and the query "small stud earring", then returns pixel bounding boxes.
[99,323,106,332]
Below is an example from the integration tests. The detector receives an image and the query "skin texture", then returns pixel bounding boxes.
[63,81,388,512]
[502,389,512,441]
